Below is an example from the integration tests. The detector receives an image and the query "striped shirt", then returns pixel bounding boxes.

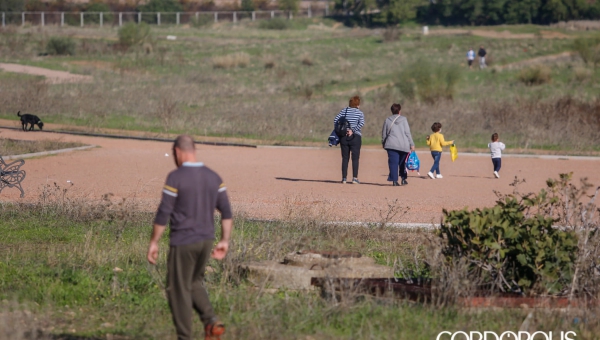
[154,162,232,246]
[334,107,365,136]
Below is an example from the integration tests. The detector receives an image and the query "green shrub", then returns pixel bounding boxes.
[118,22,151,50]
[278,0,298,12]
[138,0,183,24]
[46,37,76,56]
[84,2,114,25]
[438,176,579,295]
[396,60,461,103]
[259,18,290,30]
[573,36,600,69]
[518,65,551,86]
[241,0,255,11]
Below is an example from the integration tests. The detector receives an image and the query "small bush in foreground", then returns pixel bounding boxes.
[118,22,151,51]
[518,65,551,86]
[382,27,401,43]
[259,18,290,30]
[46,37,75,56]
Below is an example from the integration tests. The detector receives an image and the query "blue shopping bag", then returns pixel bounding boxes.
[406,151,420,173]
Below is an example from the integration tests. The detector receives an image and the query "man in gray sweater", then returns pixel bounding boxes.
[382,103,415,186]
[147,135,233,340]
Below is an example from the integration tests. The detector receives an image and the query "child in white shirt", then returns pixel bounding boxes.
[488,133,505,178]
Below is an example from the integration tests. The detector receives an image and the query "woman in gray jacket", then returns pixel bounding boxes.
[381,103,415,186]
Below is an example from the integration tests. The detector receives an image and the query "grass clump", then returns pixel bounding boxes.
[46,37,76,56]
[0,138,87,156]
[573,35,600,69]
[382,27,401,43]
[212,52,250,69]
[117,22,151,51]
[259,18,290,30]
[396,61,461,103]
[518,65,552,86]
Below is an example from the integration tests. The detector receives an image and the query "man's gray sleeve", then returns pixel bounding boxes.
[154,174,177,226]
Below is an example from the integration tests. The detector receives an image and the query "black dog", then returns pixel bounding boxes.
[17,111,44,131]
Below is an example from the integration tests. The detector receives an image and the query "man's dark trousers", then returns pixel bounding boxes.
[167,239,215,340]
[340,135,362,179]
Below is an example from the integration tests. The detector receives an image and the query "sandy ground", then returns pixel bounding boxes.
[1,127,599,224]
[0,63,92,84]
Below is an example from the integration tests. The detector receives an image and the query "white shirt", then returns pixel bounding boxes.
[467,50,475,60]
[488,142,505,158]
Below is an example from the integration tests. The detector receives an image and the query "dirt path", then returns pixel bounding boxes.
[428,28,571,40]
[0,63,92,84]
[1,128,598,224]
[498,51,576,70]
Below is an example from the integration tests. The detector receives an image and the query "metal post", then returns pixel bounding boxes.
[2,12,4,27]
[41,12,44,26]
[325,3,329,16]
[80,12,83,27]
[289,11,292,20]
[119,12,122,26]
[176,12,180,25]
[233,12,237,23]
[214,12,218,23]
[252,11,255,21]
[21,12,24,26]
[271,11,274,19]
[138,12,141,24]
[100,12,103,27]
[308,5,311,18]
[157,12,160,25]
[196,12,199,21]
[61,12,64,26]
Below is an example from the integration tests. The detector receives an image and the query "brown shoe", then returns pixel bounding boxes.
[205,321,225,340]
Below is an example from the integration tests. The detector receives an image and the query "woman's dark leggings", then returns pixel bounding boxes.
[340,135,361,179]
[492,158,502,172]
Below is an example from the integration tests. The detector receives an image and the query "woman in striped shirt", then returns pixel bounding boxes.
[334,96,365,184]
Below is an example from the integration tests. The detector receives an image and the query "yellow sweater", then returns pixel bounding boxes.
[427,132,453,152]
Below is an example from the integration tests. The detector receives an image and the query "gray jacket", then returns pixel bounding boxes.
[381,115,414,152]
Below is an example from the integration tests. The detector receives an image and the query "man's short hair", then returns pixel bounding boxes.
[391,103,401,115]
[431,122,442,132]
[174,135,196,152]
[349,96,360,108]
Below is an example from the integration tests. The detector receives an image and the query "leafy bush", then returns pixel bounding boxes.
[573,36,600,69]
[518,65,551,86]
[396,60,461,103]
[278,0,298,13]
[259,18,290,30]
[439,178,579,295]
[84,2,114,25]
[46,37,76,56]
[118,22,151,51]
[138,0,183,24]
[241,0,255,11]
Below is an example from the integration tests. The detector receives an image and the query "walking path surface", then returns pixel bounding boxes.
[1,127,598,224]
[0,63,92,84]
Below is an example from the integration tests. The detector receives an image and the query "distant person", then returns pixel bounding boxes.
[467,48,475,69]
[381,103,414,186]
[147,135,233,340]
[488,132,505,178]
[478,45,487,69]
[426,122,454,179]
[334,96,365,184]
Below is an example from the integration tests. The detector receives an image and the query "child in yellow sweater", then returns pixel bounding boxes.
[426,122,454,179]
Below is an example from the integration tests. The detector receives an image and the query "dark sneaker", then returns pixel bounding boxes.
[352,178,360,184]
[205,321,225,340]
[392,181,400,186]
[401,179,408,186]
[342,178,347,184]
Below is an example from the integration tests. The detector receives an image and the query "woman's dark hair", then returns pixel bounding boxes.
[491,133,499,141]
[349,96,361,108]
[431,122,442,132]
[391,103,402,115]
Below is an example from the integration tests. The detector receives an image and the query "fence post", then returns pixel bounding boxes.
[157,12,160,25]
[271,11,274,19]
[233,11,237,23]
[176,12,180,25]
[252,11,255,21]
[2,12,4,27]
[308,5,311,18]
[80,12,84,27]
[325,3,329,16]
[214,12,218,23]
[119,12,122,26]
[100,12,103,27]
[196,12,199,21]
[138,12,141,24]
[41,12,44,26]
[61,12,64,26]
[21,12,24,26]
[288,11,292,20]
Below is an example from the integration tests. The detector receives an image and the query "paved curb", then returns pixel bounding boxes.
[3,145,98,160]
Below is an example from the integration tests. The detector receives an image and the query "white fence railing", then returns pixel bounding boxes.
[0,8,331,27]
